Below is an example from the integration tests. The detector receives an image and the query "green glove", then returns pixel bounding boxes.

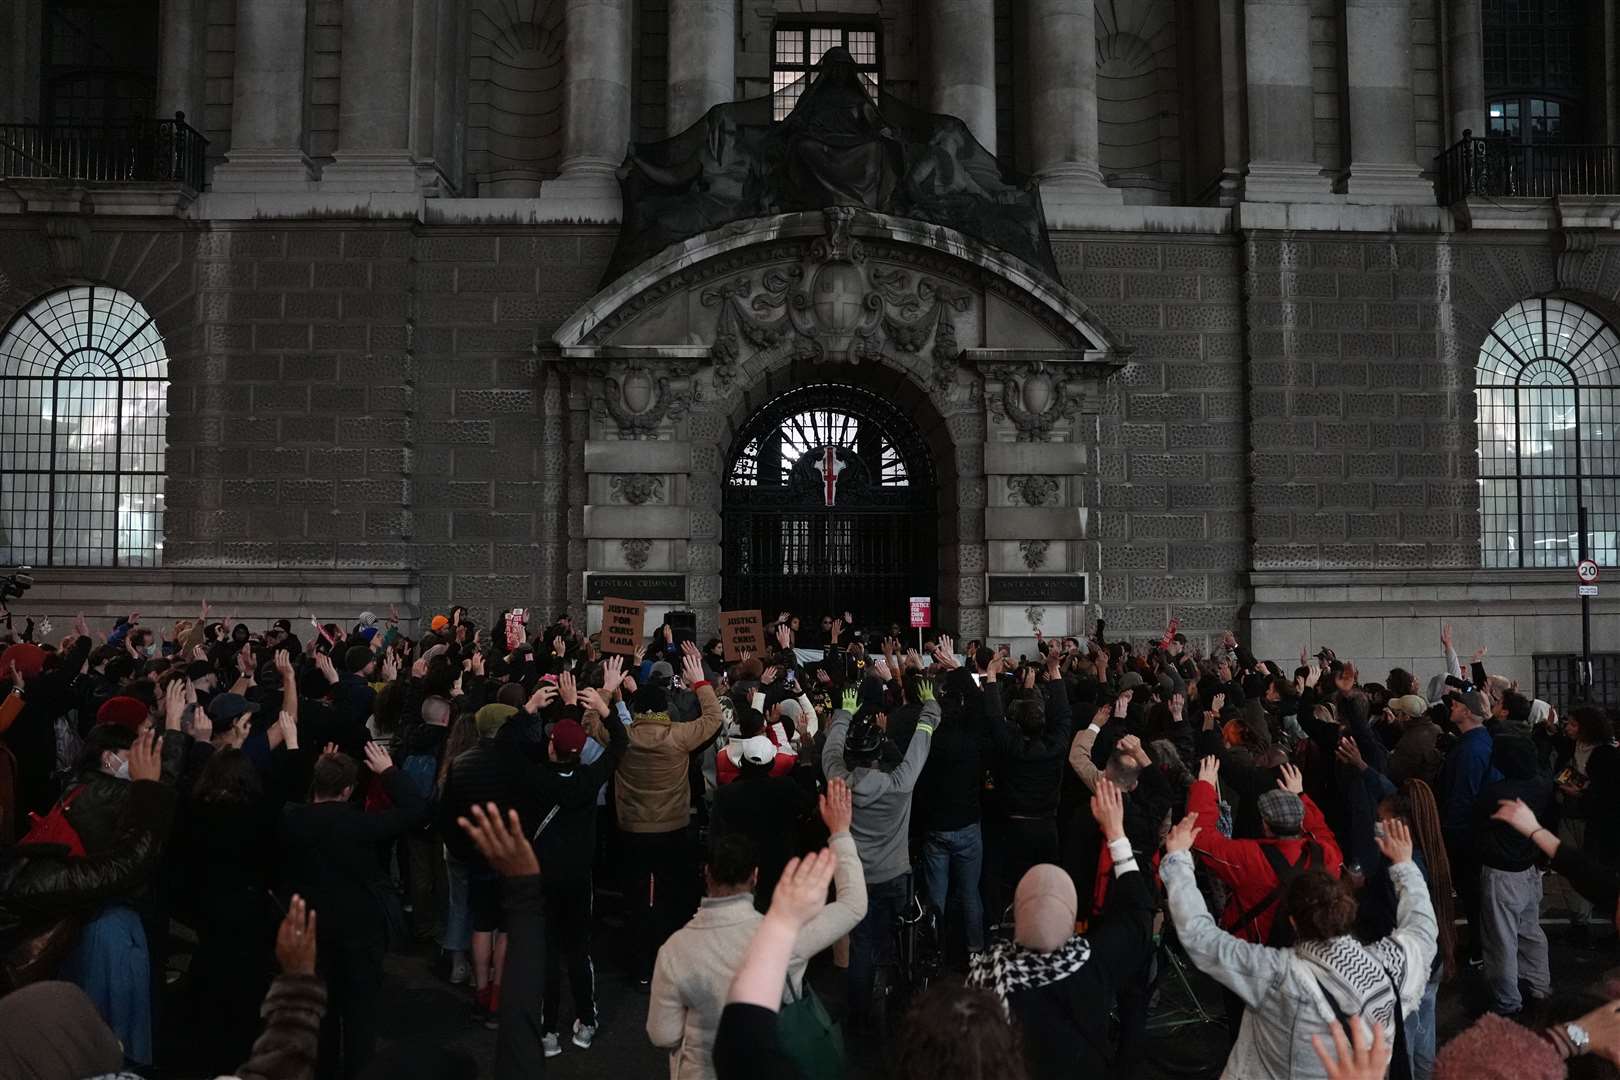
[840,688,858,713]
[915,678,935,703]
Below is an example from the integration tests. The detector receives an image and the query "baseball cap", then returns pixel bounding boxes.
[1119,671,1145,692]
[1445,686,1491,722]
[1388,694,1429,718]
[206,693,261,724]
[729,734,778,766]
[550,718,587,756]
[1258,789,1305,836]
[650,660,674,681]
[1013,863,1078,953]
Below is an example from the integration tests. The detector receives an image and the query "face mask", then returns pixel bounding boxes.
[143,644,158,659]
[109,754,131,781]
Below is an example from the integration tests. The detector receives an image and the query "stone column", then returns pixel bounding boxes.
[210,0,313,190]
[324,0,419,191]
[551,0,631,201]
[928,0,996,150]
[1446,0,1485,142]
[157,0,201,127]
[1025,0,1121,206]
[1343,0,1431,202]
[667,0,734,134]
[1240,0,1332,200]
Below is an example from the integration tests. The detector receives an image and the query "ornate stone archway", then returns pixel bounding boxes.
[552,207,1125,643]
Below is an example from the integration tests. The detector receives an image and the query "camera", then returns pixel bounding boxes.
[0,566,32,606]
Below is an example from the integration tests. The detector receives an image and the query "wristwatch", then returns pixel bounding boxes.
[1565,1022,1591,1055]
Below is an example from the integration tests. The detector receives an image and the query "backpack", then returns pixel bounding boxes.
[20,785,88,857]
[400,753,439,802]
[1233,840,1322,947]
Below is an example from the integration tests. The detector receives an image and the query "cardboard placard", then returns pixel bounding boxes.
[909,597,932,628]
[720,608,766,661]
[601,597,646,656]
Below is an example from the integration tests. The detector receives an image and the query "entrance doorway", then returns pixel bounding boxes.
[722,383,937,627]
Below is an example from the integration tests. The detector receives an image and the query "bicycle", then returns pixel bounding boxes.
[871,875,943,1037]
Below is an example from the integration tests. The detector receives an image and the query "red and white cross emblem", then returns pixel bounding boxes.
[818,446,846,507]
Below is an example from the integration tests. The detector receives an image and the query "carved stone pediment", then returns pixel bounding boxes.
[553,211,1124,396]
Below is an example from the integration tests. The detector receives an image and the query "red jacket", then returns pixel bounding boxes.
[1186,778,1343,943]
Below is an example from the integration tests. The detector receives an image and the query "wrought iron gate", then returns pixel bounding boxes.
[722,384,936,624]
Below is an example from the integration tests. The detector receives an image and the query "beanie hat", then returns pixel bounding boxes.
[0,642,45,683]
[1119,671,1144,692]
[430,614,450,633]
[356,626,379,644]
[95,695,150,733]
[475,703,517,738]
[1258,789,1305,836]
[549,718,587,756]
[496,682,526,709]
[0,980,124,1080]
[1013,863,1078,953]
[358,611,378,628]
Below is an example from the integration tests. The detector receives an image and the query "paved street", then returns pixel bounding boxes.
[360,880,1619,1079]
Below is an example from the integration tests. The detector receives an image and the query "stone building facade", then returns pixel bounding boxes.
[1,0,1619,699]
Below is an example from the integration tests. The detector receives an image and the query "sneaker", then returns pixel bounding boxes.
[485,984,502,1030]
[448,953,471,986]
[542,1032,562,1058]
[572,1020,596,1050]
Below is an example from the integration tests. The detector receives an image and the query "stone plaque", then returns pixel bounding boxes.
[586,574,686,602]
[986,574,1088,604]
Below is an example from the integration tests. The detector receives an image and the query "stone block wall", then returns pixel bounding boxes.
[1051,232,1248,642]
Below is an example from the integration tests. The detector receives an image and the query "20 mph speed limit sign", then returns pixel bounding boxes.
[1577,559,1600,584]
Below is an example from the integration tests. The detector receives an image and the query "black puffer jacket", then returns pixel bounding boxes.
[64,729,188,855]
[0,778,178,929]
[986,679,1073,818]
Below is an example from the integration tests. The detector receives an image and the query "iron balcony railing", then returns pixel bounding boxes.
[0,112,208,190]
[1436,130,1620,204]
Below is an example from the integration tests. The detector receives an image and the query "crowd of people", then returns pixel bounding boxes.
[0,601,1617,1080]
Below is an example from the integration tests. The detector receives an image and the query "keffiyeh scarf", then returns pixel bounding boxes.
[966,935,1093,1016]
[1294,936,1403,1034]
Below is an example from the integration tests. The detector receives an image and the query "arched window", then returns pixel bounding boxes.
[0,286,168,567]
[1476,297,1620,569]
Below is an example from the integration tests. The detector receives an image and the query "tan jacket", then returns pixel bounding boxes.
[645,831,867,1080]
[615,684,723,834]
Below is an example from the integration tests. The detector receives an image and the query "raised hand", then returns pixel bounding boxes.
[1439,623,1453,651]
[274,894,318,976]
[1374,817,1413,865]
[380,652,398,682]
[125,729,160,782]
[760,665,780,685]
[1312,1017,1391,1080]
[766,849,836,929]
[276,710,299,751]
[526,682,558,713]
[1335,736,1367,772]
[820,777,852,834]
[1164,811,1201,854]
[1278,762,1304,795]
[580,686,611,719]
[557,670,578,707]
[915,677,935,703]
[1470,646,1488,665]
[1198,754,1220,787]
[362,741,393,774]
[274,648,294,679]
[1090,775,1126,842]
[775,624,793,650]
[322,742,339,757]
[680,639,706,686]
[552,635,567,658]
[74,612,90,640]
[599,654,626,697]
[163,678,188,730]
[870,658,891,682]
[840,687,858,713]
[314,651,338,686]
[458,803,540,878]
[190,706,213,744]
[467,650,485,677]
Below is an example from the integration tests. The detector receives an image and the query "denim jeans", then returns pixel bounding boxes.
[443,850,472,953]
[848,873,910,1019]
[1406,974,1440,1080]
[921,824,985,952]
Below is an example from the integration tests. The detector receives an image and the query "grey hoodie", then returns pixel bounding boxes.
[822,700,940,886]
